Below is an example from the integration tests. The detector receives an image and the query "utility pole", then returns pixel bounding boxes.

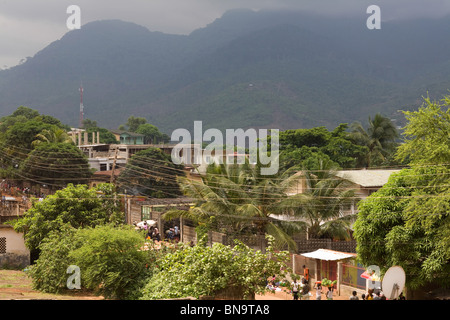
[110,147,119,184]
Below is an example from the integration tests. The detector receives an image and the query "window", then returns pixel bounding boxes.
[0,237,6,254]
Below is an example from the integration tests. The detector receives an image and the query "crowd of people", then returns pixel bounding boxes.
[350,288,406,300]
[134,220,180,243]
[285,276,407,300]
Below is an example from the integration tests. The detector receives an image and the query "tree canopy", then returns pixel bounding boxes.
[117,147,184,198]
[10,183,124,251]
[353,96,450,290]
[20,142,92,188]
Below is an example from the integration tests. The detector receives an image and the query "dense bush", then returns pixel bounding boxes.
[29,224,153,299]
[27,226,78,293]
[68,224,151,299]
[140,236,290,300]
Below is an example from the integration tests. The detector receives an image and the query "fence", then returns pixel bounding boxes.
[294,239,356,254]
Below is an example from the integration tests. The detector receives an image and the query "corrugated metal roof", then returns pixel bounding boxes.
[301,249,356,261]
[335,169,401,188]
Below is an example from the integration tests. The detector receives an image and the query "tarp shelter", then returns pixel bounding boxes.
[300,249,357,288]
[301,249,356,261]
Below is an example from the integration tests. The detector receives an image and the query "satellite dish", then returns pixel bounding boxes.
[382,266,406,300]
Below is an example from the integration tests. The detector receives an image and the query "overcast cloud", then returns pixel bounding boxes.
[1,0,449,68]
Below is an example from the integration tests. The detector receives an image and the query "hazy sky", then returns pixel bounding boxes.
[1,0,449,68]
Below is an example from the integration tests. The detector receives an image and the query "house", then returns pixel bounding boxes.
[0,224,30,268]
[194,150,252,175]
[110,130,145,145]
[0,195,31,268]
[334,169,401,199]
[89,168,124,188]
[286,169,401,215]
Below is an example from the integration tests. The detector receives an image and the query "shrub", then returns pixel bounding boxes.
[69,224,151,299]
[28,225,78,293]
[140,236,290,300]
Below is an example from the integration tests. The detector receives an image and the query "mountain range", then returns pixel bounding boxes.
[1,9,450,133]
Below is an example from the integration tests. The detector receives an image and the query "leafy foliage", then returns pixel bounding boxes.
[164,163,303,251]
[396,95,450,166]
[20,142,92,188]
[280,156,357,240]
[349,113,399,167]
[278,124,368,172]
[69,224,151,299]
[27,226,78,293]
[353,167,450,289]
[10,183,124,251]
[28,224,153,299]
[117,147,184,198]
[139,236,289,300]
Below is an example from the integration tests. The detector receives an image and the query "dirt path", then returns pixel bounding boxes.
[1,269,352,300]
[0,269,103,300]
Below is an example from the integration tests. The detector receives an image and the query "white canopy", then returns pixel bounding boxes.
[136,220,157,227]
[301,249,355,261]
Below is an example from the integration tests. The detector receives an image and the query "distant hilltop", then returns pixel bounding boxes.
[1,9,450,133]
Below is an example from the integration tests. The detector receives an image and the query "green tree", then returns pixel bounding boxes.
[135,123,162,144]
[82,118,98,129]
[20,142,92,188]
[10,183,124,252]
[396,95,450,166]
[278,124,368,172]
[354,97,450,291]
[353,166,450,290]
[2,119,57,151]
[117,147,184,198]
[27,226,78,293]
[349,113,399,167]
[125,116,147,132]
[281,156,357,240]
[28,224,152,299]
[164,163,303,250]
[140,236,290,300]
[32,128,73,147]
[69,224,151,299]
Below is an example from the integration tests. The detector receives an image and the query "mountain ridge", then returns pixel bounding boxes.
[1,10,449,133]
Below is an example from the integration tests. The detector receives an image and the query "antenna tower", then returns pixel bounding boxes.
[79,83,84,128]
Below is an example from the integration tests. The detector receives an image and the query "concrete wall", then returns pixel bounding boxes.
[0,225,30,268]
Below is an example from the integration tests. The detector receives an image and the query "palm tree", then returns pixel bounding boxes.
[163,162,303,251]
[280,157,357,240]
[32,128,74,147]
[350,113,399,167]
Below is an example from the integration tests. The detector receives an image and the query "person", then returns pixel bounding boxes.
[314,283,322,300]
[326,287,333,300]
[174,225,180,242]
[398,292,406,300]
[270,275,277,287]
[303,265,309,282]
[373,291,381,300]
[152,228,161,241]
[291,279,300,300]
[380,292,386,300]
[366,288,374,300]
[166,228,174,241]
[349,291,359,300]
[300,277,310,300]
